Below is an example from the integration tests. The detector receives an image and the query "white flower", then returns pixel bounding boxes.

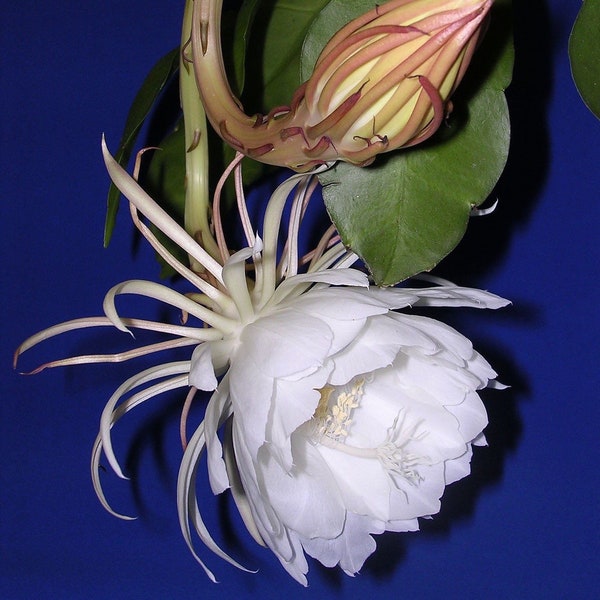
[16,140,508,585]
[198,275,506,585]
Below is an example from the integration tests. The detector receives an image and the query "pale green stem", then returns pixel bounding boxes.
[180,0,220,267]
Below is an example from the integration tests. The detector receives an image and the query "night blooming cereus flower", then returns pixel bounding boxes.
[15,140,508,585]
[192,0,493,170]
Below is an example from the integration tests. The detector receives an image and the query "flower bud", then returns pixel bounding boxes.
[192,0,493,171]
[300,0,493,164]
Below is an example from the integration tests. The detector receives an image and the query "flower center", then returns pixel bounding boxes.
[314,379,364,440]
[310,378,428,487]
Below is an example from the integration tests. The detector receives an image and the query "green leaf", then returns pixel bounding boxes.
[300,0,371,79]
[241,0,330,112]
[231,0,261,96]
[569,0,600,119]
[104,47,179,247]
[304,0,513,285]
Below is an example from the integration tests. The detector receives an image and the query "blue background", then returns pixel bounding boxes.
[2,1,598,598]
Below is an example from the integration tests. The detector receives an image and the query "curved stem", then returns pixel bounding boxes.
[181,0,220,266]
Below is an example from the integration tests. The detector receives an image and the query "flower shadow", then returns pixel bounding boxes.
[122,396,184,522]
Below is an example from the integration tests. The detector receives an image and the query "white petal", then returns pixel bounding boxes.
[300,512,383,575]
[204,378,232,494]
[228,360,274,456]
[99,362,191,479]
[232,424,310,585]
[232,425,286,542]
[445,390,488,444]
[444,445,473,485]
[260,439,346,540]
[102,137,224,285]
[271,268,369,307]
[271,532,310,587]
[472,432,488,446]
[315,443,392,520]
[291,287,393,320]
[241,308,333,378]
[176,420,253,581]
[328,315,408,386]
[189,343,218,391]
[222,245,256,324]
[386,517,420,532]
[292,287,400,357]
[267,369,330,470]
[410,315,476,364]
[406,282,510,310]
[223,429,265,547]
[315,315,370,357]
[464,350,498,388]
[388,462,446,519]
[391,352,478,409]
[402,400,466,461]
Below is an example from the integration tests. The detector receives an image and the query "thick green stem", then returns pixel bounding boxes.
[180,0,220,268]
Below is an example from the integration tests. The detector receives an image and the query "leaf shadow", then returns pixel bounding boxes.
[436,0,553,283]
